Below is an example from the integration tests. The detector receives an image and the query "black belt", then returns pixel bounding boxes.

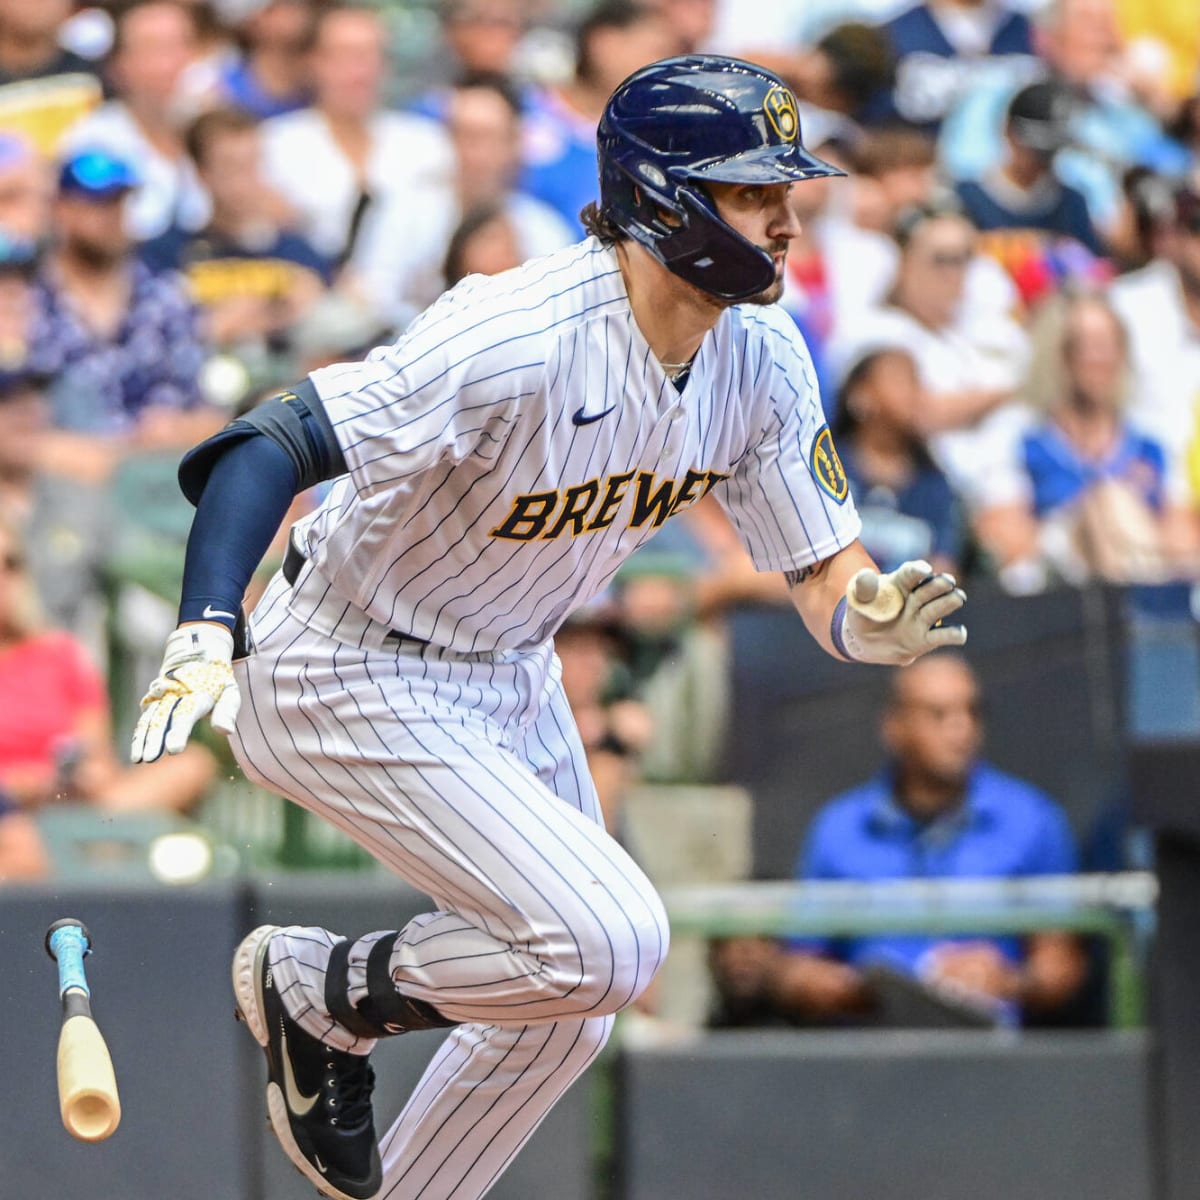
[281,536,306,587]
[282,538,427,646]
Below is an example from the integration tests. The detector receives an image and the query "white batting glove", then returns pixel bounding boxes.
[837,559,967,666]
[130,624,240,762]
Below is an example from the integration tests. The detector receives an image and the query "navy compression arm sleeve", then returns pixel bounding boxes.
[178,434,298,631]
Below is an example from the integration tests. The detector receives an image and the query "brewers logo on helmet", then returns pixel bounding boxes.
[596,55,844,301]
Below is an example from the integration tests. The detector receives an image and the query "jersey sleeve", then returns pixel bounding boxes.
[308,293,533,500]
[717,312,861,572]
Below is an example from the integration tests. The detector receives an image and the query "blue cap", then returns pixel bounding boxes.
[58,148,140,199]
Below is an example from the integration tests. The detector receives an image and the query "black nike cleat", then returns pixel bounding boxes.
[233,925,382,1200]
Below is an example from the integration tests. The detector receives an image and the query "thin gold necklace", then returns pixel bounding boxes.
[659,358,693,381]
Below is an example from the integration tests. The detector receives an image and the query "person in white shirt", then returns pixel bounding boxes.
[258,4,453,283]
[61,0,209,240]
[1109,183,1200,556]
[833,200,1032,515]
[360,71,575,322]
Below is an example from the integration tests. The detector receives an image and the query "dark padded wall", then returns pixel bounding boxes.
[619,1030,1155,1200]
[724,585,1128,879]
[2,882,252,1200]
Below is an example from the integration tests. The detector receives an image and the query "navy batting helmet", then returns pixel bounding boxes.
[597,55,844,302]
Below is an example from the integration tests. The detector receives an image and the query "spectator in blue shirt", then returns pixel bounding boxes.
[955,79,1107,264]
[216,0,315,121]
[30,149,216,443]
[774,653,1087,1024]
[520,0,677,233]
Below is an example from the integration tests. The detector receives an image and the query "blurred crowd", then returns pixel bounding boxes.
[0,0,1194,1023]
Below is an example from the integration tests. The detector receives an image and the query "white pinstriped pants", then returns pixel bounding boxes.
[229,573,670,1200]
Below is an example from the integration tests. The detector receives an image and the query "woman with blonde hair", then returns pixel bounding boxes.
[974,288,1191,589]
[0,507,216,813]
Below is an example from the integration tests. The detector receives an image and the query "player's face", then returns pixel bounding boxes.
[707,180,802,305]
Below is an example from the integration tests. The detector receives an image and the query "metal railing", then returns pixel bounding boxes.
[661,873,1158,1028]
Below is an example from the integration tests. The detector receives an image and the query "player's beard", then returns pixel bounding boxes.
[739,240,790,307]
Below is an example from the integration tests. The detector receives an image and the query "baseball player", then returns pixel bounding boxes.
[131,56,967,1200]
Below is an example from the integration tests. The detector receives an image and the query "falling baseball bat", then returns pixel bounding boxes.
[45,918,121,1142]
[845,568,904,623]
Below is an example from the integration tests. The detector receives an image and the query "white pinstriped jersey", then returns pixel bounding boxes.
[300,238,861,653]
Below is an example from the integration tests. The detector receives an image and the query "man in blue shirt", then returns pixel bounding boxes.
[776,653,1087,1024]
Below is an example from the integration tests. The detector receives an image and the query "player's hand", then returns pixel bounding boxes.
[840,559,967,666]
[130,624,240,762]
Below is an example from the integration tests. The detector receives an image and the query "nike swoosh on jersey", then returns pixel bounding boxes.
[203,604,237,620]
[280,1027,320,1117]
[571,405,616,426]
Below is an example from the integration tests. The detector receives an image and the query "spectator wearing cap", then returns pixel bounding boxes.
[59,0,209,241]
[215,0,315,120]
[1109,185,1200,545]
[832,337,964,577]
[31,148,217,449]
[520,0,679,233]
[21,147,220,633]
[940,0,1191,246]
[0,0,103,156]
[955,80,1106,265]
[141,107,330,353]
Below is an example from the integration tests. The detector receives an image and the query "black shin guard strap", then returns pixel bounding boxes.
[325,935,459,1039]
[324,938,382,1040]
[360,935,459,1033]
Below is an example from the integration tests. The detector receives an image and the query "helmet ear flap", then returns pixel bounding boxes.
[659,185,776,300]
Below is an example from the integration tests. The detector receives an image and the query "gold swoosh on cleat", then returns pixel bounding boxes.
[280,1026,320,1116]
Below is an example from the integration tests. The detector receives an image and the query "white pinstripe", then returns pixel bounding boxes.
[228,239,860,1197]
[231,575,662,1197]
